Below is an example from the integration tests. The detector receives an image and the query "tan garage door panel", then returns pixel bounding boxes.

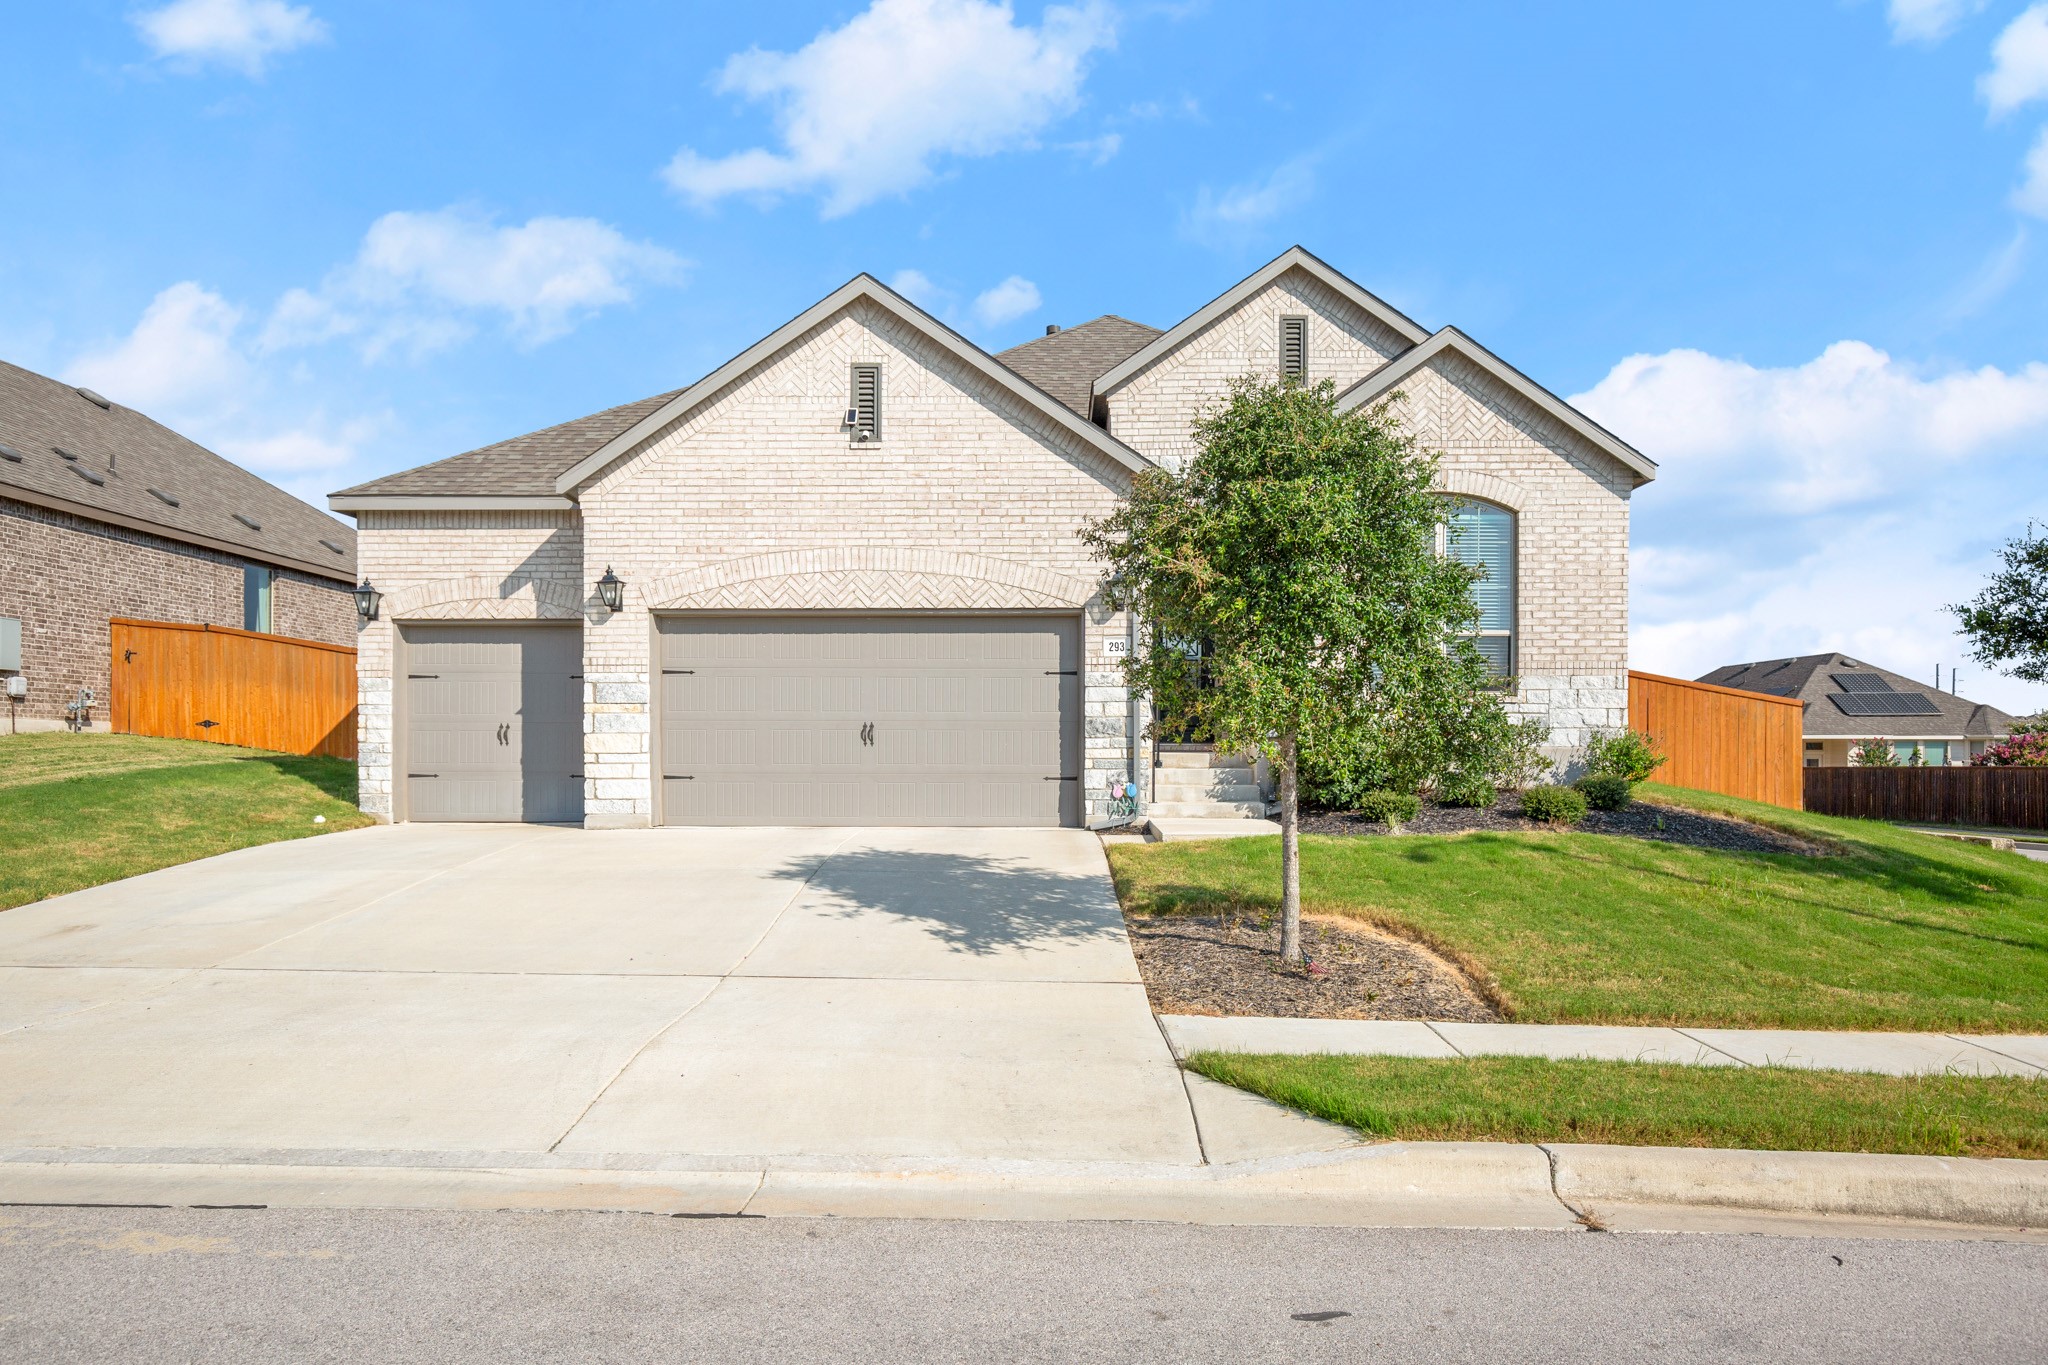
[659,616,1079,827]
[404,624,583,823]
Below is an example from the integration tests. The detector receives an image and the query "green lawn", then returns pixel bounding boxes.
[0,732,373,910]
[1109,785,2048,1032]
[1187,1052,2048,1159]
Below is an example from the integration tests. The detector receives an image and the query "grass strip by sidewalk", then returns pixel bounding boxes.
[1187,1052,2048,1160]
[0,733,373,910]
[1108,784,2048,1032]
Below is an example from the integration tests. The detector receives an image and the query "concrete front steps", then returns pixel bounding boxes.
[1149,748,1271,819]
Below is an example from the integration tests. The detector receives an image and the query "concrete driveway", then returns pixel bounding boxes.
[0,825,1203,1167]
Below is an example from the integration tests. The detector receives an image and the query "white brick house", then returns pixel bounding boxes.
[331,247,1654,828]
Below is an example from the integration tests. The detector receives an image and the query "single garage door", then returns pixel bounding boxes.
[402,623,583,823]
[658,615,1080,827]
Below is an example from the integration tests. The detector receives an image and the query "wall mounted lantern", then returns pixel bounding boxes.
[596,566,625,613]
[353,579,383,622]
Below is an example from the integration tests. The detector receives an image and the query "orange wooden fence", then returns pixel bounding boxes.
[110,618,357,759]
[1804,767,2048,830]
[1628,669,1805,810]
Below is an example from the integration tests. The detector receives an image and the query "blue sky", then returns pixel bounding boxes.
[5,0,2047,712]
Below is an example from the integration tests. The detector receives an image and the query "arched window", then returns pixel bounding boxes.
[1442,500,1515,675]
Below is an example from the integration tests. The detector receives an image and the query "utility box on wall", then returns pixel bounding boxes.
[0,616,20,673]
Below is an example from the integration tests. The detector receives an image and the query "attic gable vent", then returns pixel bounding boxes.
[848,363,881,443]
[232,513,263,531]
[1280,315,1308,380]
[76,387,112,409]
[148,486,180,507]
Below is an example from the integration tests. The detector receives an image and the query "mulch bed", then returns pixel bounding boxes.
[1126,911,1502,1021]
[1298,795,1819,856]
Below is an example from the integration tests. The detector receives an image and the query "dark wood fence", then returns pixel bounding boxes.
[1803,766,2048,830]
[1628,670,1805,809]
[110,618,357,759]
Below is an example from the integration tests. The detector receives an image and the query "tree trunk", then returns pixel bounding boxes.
[1278,732,1302,964]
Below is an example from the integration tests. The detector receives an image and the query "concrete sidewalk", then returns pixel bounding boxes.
[1159,1016,2048,1077]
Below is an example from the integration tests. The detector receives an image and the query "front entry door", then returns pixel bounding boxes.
[402,623,583,822]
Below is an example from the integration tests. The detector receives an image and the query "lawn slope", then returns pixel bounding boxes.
[0,733,372,910]
[1108,785,2048,1032]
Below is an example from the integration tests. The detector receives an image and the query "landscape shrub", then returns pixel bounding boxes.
[1436,772,1498,808]
[1351,790,1422,829]
[1972,725,2048,767]
[1519,784,1589,825]
[1852,738,1902,767]
[1582,728,1667,784]
[1575,774,1632,811]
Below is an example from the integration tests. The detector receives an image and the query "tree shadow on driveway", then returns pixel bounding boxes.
[767,846,1128,957]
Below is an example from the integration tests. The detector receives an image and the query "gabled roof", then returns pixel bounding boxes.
[330,389,679,508]
[551,275,1153,496]
[997,316,1160,417]
[1698,653,2017,739]
[1090,245,1431,401]
[0,358,355,581]
[1336,327,1658,485]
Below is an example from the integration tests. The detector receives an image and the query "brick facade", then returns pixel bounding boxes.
[1100,266,1636,770]
[0,496,355,728]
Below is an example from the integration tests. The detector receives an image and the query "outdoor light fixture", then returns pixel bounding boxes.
[596,566,625,613]
[353,579,383,622]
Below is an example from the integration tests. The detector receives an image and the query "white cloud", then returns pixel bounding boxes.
[1980,4,2048,115]
[1887,0,1985,44]
[65,282,377,487]
[133,0,328,77]
[261,208,686,357]
[1183,156,1316,245]
[888,269,949,310]
[1571,340,2048,511]
[972,275,1042,327]
[1571,342,2048,716]
[662,0,1117,217]
[1062,132,1121,165]
[2014,126,2048,217]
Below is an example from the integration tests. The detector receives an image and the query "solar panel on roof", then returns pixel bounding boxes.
[1830,693,1942,717]
[1832,673,1892,693]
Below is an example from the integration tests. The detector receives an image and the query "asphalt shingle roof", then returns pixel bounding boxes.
[0,358,354,580]
[1698,653,2016,739]
[995,316,1162,418]
[331,388,684,500]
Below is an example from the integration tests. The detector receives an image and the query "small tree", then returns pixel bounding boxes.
[1851,737,1901,767]
[1084,376,1492,964]
[1952,526,2048,683]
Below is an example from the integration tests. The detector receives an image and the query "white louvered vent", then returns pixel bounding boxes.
[1280,316,1308,380]
[849,363,881,442]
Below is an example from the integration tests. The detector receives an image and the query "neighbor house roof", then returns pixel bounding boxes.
[1698,653,2016,739]
[1090,245,1432,401]
[1336,327,1658,485]
[996,316,1161,418]
[0,358,355,581]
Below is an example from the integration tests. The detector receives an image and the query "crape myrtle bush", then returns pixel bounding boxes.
[1519,784,1589,825]
[1973,722,2048,767]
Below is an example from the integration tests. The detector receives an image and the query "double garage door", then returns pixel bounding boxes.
[401,616,1081,827]
[659,616,1081,827]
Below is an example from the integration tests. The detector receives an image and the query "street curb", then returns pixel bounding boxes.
[1547,1144,2048,1229]
[3,1141,2043,1233]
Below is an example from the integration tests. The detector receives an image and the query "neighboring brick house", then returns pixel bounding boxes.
[1699,653,2017,767]
[0,359,357,730]
[332,247,1655,828]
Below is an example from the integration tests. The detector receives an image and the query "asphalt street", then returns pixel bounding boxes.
[2,1206,2043,1363]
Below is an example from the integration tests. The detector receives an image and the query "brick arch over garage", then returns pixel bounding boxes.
[385,574,587,621]
[642,547,1098,612]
